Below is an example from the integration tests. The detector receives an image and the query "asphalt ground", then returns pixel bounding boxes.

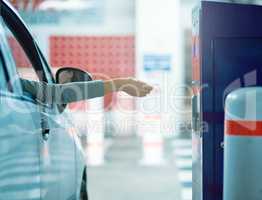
[87,136,182,200]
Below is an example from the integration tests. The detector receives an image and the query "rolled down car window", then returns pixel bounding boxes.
[2,23,39,82]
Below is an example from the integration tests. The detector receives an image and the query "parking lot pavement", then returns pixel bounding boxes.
[172,139,192,200]
[87,136,184,200]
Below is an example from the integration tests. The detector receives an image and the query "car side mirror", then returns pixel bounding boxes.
[55,67,93,113]
[56,67,93,84]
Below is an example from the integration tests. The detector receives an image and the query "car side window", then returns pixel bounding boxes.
[2,23,40,82]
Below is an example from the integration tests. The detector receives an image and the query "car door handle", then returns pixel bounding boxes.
[41,112,50,141]
[42,128,50,141]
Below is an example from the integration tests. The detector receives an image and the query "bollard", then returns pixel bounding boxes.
[86,97,105,166]
[224,87,262,200]
[139,114,165,165]
[137,87,165,166]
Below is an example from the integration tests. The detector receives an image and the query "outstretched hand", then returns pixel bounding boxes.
[104,78,153,97]
[119,78,153,97]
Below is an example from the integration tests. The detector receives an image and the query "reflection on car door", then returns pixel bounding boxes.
[39,108,81,200]
[0,48,42,199]
[0,2,84,198]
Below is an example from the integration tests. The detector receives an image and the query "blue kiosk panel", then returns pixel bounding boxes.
[192,2,262,200]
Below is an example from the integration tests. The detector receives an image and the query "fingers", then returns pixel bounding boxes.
[120,78,153,97]
[143,85,153,92]
[138,82,153,97]
[138,83,153,97]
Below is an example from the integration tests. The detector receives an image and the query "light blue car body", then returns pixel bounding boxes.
[0,1,86,199]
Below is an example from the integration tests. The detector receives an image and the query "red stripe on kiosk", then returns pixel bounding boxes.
[225,120,262,136]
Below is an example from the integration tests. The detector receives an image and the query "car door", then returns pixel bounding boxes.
[1,1,84,199]
[0,24,42,200]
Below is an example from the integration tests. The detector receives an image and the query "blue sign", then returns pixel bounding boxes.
[143,54,171,71]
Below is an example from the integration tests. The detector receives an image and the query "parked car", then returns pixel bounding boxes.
[0,1,88,199]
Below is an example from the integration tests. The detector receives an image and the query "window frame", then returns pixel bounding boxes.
[0,50,8,90]
[1,0,55,89]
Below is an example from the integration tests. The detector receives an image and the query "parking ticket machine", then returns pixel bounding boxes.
[192,1,262,200]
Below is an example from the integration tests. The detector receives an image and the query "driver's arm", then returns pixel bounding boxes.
[20,78,104,104]
[20,78,153,104]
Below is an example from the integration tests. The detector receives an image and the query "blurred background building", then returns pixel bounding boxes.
[5,0,262,200]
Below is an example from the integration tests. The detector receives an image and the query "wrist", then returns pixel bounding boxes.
[114,78,128,92]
